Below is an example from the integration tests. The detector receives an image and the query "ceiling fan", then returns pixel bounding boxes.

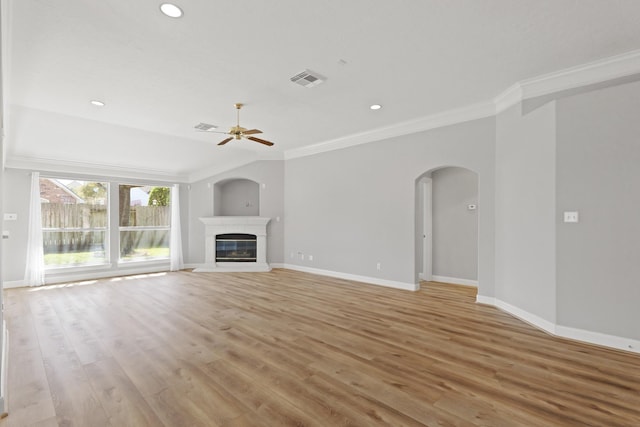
[206,103,274,147]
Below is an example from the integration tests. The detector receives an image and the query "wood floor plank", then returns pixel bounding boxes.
[83,357,166,427]
[3,348,56,427]
[2,269,639,426]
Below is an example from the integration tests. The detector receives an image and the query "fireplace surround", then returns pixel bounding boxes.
[193,216,271,272]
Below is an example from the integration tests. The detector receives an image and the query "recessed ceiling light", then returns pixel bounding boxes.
[90,100,105,107]
[160,3,183,18]
[370,104,382,110]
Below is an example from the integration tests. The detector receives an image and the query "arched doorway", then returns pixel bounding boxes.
[415,166,479,287]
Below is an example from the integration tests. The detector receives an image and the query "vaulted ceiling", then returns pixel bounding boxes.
[3,0,640,181]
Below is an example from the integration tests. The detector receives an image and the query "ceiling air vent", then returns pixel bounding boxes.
[290,69,326,88]
[194,122,217,131]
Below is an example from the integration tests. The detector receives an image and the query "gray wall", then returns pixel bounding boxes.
[432,167,478,281]
[2,78,638,346]
[2,169,31,282]
[495,102,557,323]
[285,117,495,293]
[217,179,260,216]
[556,80,640,340]
[187,160,285,265]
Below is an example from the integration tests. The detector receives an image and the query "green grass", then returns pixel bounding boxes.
[44,251,105,266]
[120,247,170,261]
[45,247,170,266]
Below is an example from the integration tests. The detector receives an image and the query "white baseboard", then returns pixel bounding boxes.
[491,297,556,334]
[0,321,7,416]
[555,325,640,355]
[4,265,174,289]
[45,265,171,285]
[3,280,24,289]
[477,295,640,354]
[475,295,495,306]
[185,262,285,271]
[431,275,478,287]
[183,263,201,269]
[283,264,419,291]
[193,262,271,273]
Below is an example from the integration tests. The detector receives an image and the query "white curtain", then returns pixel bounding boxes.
[170,183,184,271]
[24,172,45,286]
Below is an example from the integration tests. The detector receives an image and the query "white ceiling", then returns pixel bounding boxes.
[4,0,640,181]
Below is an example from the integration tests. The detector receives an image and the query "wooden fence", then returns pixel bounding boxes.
[41,203,170,228]
[41,204,170,254]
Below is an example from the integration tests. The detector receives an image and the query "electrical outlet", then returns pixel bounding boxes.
[376,262,381,271]
[564,211,579,223]
[308,255,313,261]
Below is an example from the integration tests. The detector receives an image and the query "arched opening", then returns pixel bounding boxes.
[415,166,478,287]
[213,178,260,216]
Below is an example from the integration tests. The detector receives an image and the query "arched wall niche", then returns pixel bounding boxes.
[213,177,260,216]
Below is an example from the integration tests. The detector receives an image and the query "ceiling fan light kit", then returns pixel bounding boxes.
[211,103,275,147]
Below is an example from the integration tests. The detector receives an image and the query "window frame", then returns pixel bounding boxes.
[117,184,172,264]
[40,177,111,270]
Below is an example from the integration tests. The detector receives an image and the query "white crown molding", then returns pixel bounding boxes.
[284,102,495,160]
[4,47,640,178]
[522,49,640,99]
[495,49,640,113]
[286,49,640,160]
[5,155,189,183]
[477,295,640,354]
[494,83,523,114]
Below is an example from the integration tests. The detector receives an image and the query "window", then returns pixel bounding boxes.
[40,178,108,267]
[119,185,170,262]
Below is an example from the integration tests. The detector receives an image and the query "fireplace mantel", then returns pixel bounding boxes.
[193,216,271,272]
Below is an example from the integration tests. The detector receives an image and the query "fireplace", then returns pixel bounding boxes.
[216,233,257,262]
[193,217,271,272]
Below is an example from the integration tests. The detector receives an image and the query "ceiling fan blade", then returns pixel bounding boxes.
[247,136,274,146]
[218,137,233,146]
[242,129,263,135]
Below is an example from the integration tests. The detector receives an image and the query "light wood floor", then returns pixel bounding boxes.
[2,269,639,426]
